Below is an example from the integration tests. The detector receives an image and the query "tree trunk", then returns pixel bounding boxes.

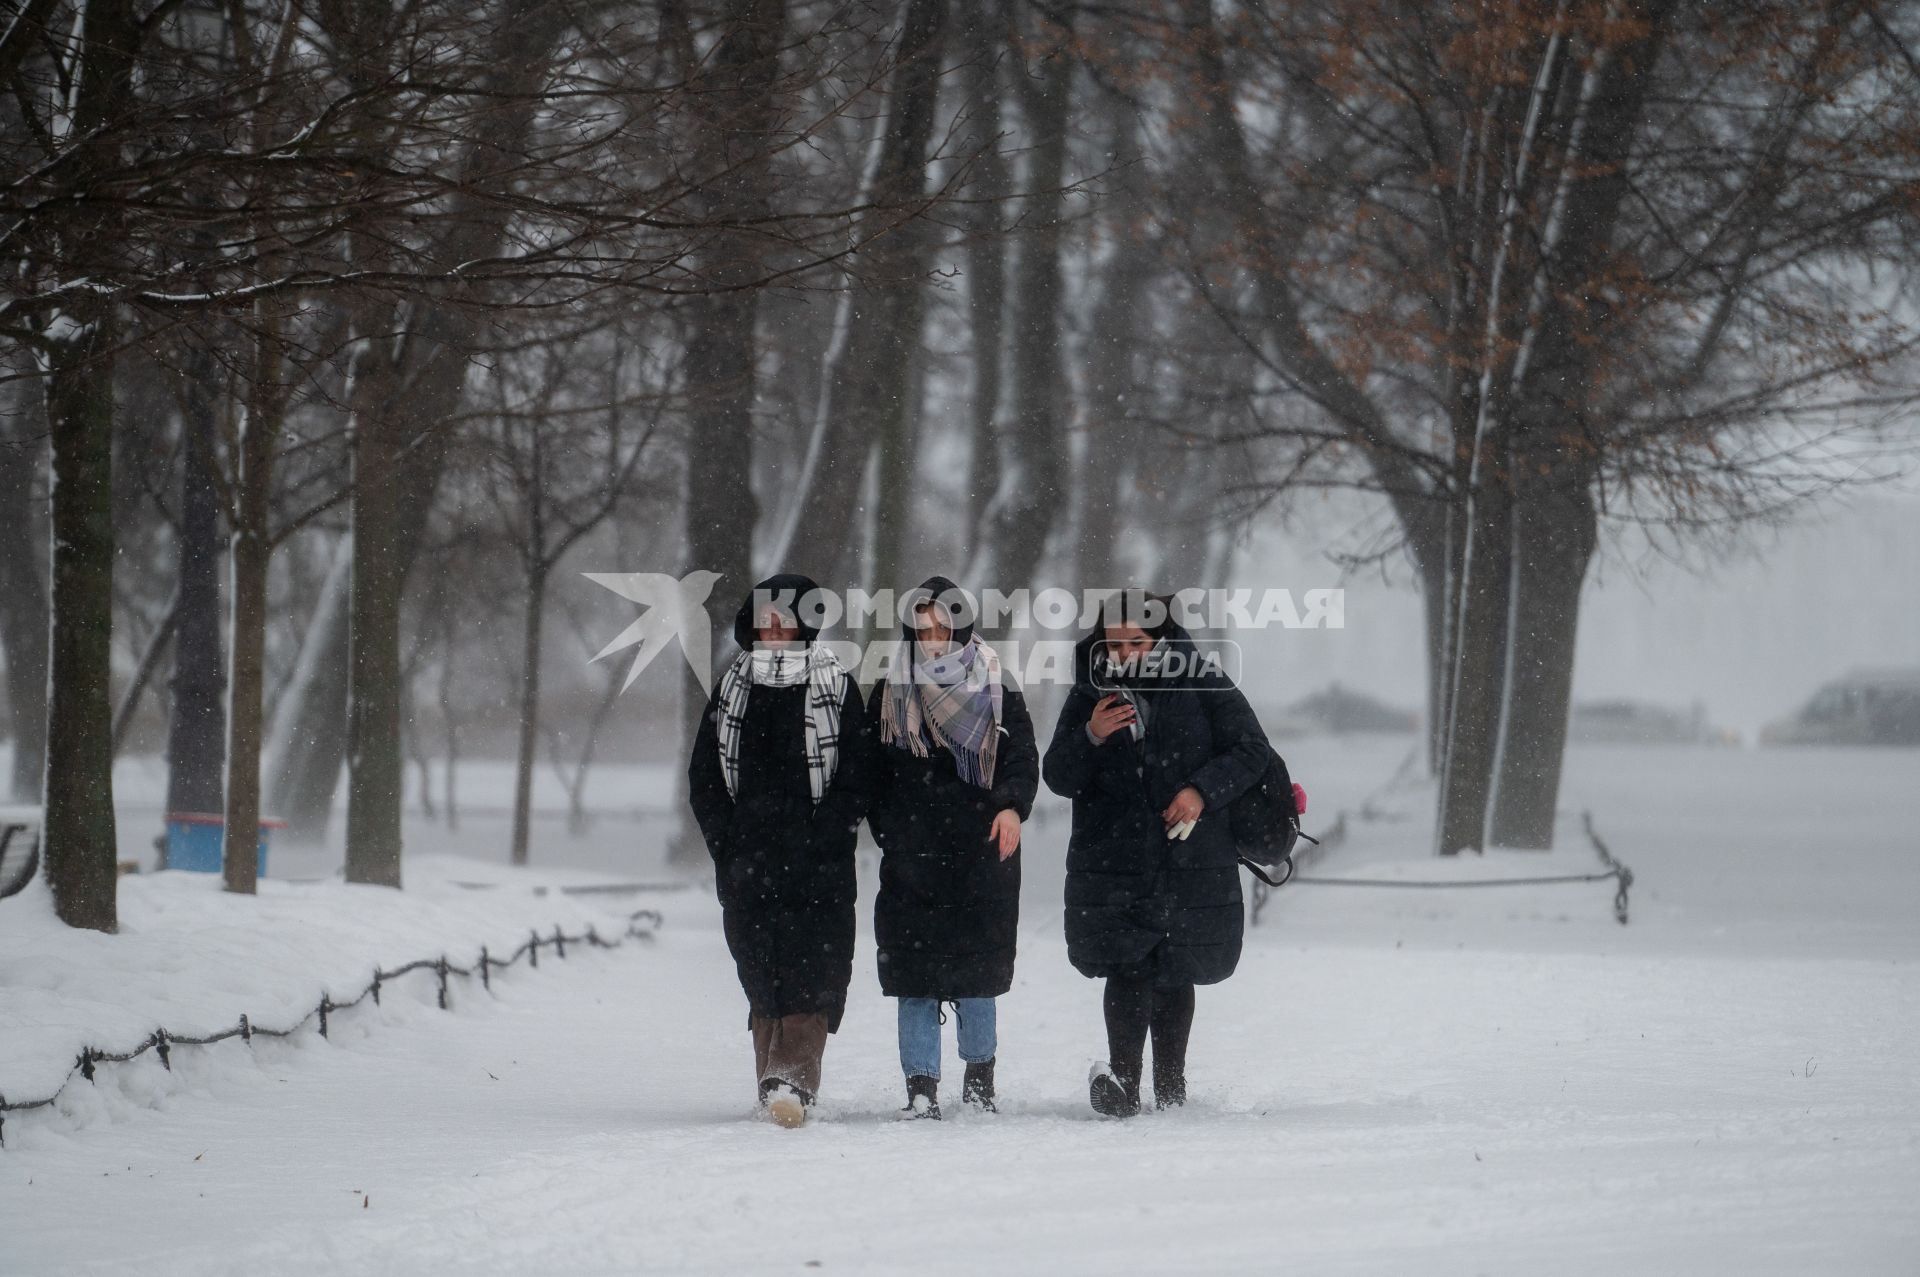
[1076,219,1151,585]
[980,20,1072,591]
[1435,454,1513,856]
[42,319,121,931]
[671,0,784,860]
[1487,477,1597,849]
[340,0,569,886]
[964,243,1007,554]
[1479,8,1671,849]
[868,309,929,603]
[411,703,436,822]
[959,2,1010,546]
[437,629,460,833]
[1390,496,1453,778]
[222,344,283,895]
[344,335,408,887]
[270,362,456,850]
[34,0,142,930]
[269,346,456,848]
[778,0,947,587]
[223,505,271,894]
[509,564,546,866]
[506,402,545,868]
[0,394,49,802]
[164,352,228,833]
[111,593,178,758]
[265,535,351,839]
[1420,536,1451,778]
[339,322,466,876]
[674,295,763,862]
[561,666,623,837]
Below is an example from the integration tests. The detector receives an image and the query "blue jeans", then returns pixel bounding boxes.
[897,997,996,1080]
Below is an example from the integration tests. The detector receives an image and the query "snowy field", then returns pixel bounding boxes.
[3,738,1918,1274]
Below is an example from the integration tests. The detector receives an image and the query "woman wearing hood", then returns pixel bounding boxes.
[688,573,873,1128]
[867,577,1038,1119]
[1042,590,1269,1117]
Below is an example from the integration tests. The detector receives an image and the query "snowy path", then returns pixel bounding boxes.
[8,897,1917,1275]
[7,742,1920,1274]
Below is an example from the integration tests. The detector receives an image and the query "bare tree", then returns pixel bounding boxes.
[959,2,1014,551]
[1144,0,1920,851]
[3,0,1015,924]
[775,0,953,586]
[0,374,48,801]
[14,0,149,931]
[973,3,1075,591]
[473,337,661,865]
[669,0,791,860]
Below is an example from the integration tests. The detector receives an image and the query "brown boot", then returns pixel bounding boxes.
[761,1079,812,1128]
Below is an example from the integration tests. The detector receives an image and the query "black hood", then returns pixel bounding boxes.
[899,575,976,651]
[1074,599,1203,690]
[731,572,827,650]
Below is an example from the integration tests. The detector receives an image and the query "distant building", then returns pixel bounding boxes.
[1761,668,1920,747]
[1256,682,1420,737]
[1568,699,1736,747]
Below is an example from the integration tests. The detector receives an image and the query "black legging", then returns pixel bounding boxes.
[1103,969,1195,1098]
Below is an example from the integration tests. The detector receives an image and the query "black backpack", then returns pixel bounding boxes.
[1229,744,1312,887]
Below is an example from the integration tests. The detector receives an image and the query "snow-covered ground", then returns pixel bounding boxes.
[3,739,1917,1274]
[0,854,652,1108]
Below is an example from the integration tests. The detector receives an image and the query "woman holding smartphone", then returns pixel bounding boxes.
[1042,590,1267,1116]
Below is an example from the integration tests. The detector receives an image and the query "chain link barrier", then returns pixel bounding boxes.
[1251,803,1634,927]
[0,908,663,1148]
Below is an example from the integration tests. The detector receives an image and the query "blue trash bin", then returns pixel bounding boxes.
[164,812,282,875]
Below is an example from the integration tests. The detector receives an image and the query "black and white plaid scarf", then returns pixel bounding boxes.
[715,644,846,803]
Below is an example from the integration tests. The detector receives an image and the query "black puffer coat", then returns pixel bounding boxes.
[867,577,1039,999]
[688,574,872,1030]
[1042,621,1268,987]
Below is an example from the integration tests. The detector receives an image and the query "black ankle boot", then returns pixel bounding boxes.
[962,1058,997,1112]
[1153,1064,1187,1109]
[1089,1062,1141,1118]
[903,1074,941,1120]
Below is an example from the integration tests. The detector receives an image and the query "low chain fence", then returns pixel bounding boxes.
[0,907,664,1148]
[1251,806,1634,926]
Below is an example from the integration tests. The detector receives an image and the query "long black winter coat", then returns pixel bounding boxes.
[687,574,872,1031]
[867,592,1039,998]
[1042,623,1268,987]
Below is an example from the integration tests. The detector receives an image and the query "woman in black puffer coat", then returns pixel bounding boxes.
[868,576,1038,1118]
[688,573,873,1127]
[1042,591,1268,1117]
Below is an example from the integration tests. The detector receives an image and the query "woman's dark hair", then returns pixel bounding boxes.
[1095,588,1175,640]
